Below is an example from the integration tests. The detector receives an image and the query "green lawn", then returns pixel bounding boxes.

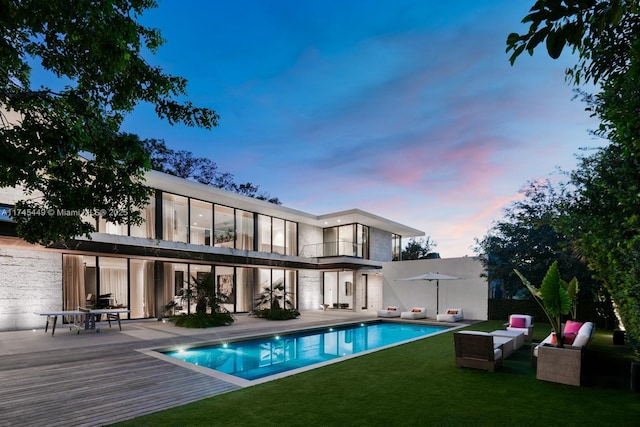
[112,321,640,427]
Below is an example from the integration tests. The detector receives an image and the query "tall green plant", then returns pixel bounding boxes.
[515,261,577,347]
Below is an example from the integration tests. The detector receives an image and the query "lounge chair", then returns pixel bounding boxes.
[400,307,426,319]
[436,308,463,322]
[454,331,503,372]
[377,306,401,318]
[504,314,534,342]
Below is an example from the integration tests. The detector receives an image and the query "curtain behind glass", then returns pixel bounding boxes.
[63,255,85,310]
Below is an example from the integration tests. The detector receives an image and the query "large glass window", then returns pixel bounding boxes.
[323,224,369,258]
[190,199,212,245]
[235,209,254,250]
[129,259,155,318]
[286,221,297,256]
[215,265,234,313]
[130,195,156,239]
[392,233,401,261]
[214,205,235,248]
[257,214,271,252]
[162,193,188,243]
[323,228,338,256]
[272,218,285,255]
[98,257,128,309]
[357,224,369,258]
[339,224,355,256]
[235,267,254,312]
[98,218,127,235]
[323,271,353,309]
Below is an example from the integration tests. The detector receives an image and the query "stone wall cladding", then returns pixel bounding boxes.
[297,269,322,310]
[0,247,62,331]
[369,227,392,262]
[297,223,323,257]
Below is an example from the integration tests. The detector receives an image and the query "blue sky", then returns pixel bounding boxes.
[122,0,599,257]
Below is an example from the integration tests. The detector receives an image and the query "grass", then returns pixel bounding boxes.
[111,321,640,427]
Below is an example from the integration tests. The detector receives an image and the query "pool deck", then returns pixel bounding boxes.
[0,311,468,426]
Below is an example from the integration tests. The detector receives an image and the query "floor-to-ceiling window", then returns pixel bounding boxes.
[214,265,234,313]
[129,259,155,318]
[286,221,297,255]
[323,224,369,258]
[130,196,156,239]
[272,218,285,255]
[162,193,188,243]
[235,209,254,250]
[235,267,254,312]
[323,270,354,309]
[214,205,235,248]
[257,215,272,252]
[190,200,213,245]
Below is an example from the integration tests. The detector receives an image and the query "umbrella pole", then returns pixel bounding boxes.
[436,280,439,314]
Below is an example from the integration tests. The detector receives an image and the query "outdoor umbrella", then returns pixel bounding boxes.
[398,272,459,314]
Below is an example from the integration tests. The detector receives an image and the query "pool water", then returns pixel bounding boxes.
[162,322,448,381]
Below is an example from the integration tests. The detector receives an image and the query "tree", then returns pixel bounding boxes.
[142,138,282,204]
[506,0,640,85]
[507,0,640,349]
[474,180,599,301]
[0,0,219,245]
[401,237,437,260]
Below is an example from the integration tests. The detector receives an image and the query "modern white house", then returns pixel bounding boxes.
[0,168,488,331]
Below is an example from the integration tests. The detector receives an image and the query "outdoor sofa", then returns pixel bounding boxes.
[454,330,503,372]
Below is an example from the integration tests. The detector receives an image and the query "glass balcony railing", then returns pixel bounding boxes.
[299,241,364,258]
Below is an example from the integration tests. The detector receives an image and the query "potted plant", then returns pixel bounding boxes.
[515,261,578,347]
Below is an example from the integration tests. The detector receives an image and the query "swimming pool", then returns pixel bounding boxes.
[159,321,449,382]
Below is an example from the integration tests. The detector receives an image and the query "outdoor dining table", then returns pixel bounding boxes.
[35,308,130,336]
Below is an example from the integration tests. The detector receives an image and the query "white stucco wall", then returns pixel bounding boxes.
[381,257,488,320]
[0,245,62,331]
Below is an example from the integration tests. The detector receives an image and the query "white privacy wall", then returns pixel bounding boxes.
[381,257,488,321]
[0,246,62,331]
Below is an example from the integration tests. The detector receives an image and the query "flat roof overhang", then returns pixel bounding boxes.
[45,234,383,271]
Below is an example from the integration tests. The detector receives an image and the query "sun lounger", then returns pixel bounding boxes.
[401,307,426,319]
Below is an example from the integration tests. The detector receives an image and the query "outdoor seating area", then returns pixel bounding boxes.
[400,307,426,319]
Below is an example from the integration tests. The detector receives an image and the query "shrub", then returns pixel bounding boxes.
[251,308,300,320]
[173,312,234,328]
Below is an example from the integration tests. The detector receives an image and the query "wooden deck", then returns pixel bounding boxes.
[0,312,378,426]
[0,337,241,426]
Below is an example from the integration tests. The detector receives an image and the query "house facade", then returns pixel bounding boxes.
[0,169,424,331]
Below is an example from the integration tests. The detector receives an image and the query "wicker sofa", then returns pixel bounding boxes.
[454,331,504,372]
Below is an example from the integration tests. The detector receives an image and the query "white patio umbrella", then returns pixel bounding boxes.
[398,272,459,314]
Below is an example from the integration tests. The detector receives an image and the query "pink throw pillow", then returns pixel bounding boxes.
[447,310,458,315]
[564,320,583,335]
[411,308,420,313]
[511,317,527,328]
[387,307,396,311]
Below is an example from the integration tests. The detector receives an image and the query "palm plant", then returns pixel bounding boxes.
[515,261,578,347]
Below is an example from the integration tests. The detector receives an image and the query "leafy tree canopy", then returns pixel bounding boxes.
[474,180,601,301]
[506,0,640,85]
[401,237,437,260]
[0,0,218,245]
